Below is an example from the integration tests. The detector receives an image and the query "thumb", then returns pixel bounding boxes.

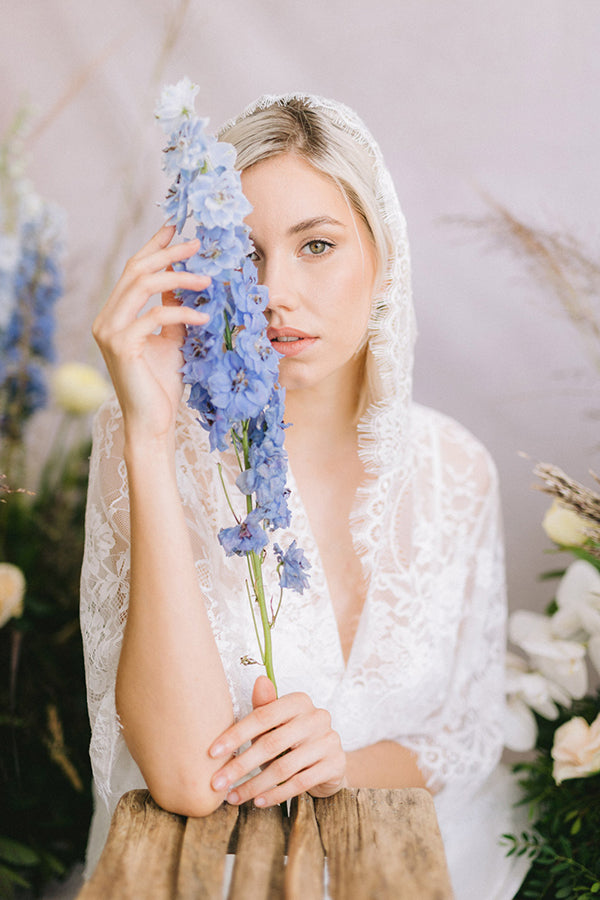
[252,675,277,709]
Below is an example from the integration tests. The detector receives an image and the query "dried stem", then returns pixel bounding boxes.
[533,462,600,551]
[453,195,600,374]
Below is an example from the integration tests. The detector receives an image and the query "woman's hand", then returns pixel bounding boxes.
[208,676,347,808]
[92,224,210,442]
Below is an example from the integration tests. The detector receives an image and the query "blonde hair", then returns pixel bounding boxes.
[219,97,392,412]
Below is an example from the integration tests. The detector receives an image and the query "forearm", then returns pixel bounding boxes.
[345,740,431,791]
[116,437,233,816]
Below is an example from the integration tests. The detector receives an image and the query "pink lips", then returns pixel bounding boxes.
[267,326,317,358]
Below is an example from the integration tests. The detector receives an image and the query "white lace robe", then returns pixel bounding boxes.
[80,395,529,898]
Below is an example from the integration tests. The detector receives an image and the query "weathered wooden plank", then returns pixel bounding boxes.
[284,793,324,900]
[77,790,185,900]
[175,802,239,900]
[228,802,285,900]
[314,788,454,900]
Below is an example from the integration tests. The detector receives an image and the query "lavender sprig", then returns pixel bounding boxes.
[155,78,310,690]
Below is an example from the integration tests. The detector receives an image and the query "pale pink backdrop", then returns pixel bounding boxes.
[2,0,599,613]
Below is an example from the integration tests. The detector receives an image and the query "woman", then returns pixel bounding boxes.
[81,94,529,897]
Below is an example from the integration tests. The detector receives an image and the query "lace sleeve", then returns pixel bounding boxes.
[79,397,143,808]
[400,418,507,800]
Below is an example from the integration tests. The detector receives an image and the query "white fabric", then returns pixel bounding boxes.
[80,95,529,896]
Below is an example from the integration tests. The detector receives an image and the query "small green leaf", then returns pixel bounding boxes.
[591,884,600,894]
[0,837,40,867]
[570,816,582,835]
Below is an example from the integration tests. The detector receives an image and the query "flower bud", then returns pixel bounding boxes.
[552,713,600,784]
[542,500,589,547]
[51,362,111,415]
[0,563,26,628]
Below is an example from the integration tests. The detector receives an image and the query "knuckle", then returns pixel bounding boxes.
[260,731,282,761]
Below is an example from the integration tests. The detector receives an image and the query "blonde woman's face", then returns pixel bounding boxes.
[241,153,376,395]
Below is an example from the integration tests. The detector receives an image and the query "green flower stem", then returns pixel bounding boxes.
[249,546,277,694]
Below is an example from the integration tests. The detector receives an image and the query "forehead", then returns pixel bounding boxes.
[241,153,351,229]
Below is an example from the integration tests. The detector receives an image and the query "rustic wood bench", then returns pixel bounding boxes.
[78,787,453,899]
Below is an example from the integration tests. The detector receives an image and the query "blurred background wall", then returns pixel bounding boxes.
[2,0,599,613]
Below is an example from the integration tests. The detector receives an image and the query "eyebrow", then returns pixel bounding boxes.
[287,215,346,235]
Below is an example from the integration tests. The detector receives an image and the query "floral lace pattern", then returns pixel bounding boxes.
[80,95,528,896]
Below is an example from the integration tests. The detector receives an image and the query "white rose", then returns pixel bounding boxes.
[542,500,590,547]
[51,362,111,415]
[552,713,600,784]
[0,563,26,628]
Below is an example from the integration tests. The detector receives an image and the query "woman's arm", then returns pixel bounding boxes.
[93,225,233,816]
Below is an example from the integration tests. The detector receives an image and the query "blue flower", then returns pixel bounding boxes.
[188,171,252,230]
[155,77,201,134]
[273,541,312,594]
[219,509,269,557]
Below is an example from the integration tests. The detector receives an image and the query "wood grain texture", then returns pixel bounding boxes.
[228,802,285,900]
[78,790,185,900]
[284,794,324,900]
[314,788,454,900]
[175,802,238,900]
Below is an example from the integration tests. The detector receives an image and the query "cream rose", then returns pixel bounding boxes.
[51,362,111,415]
[0,563,26,628]
[542,500,590,547]
[551,713,600,784]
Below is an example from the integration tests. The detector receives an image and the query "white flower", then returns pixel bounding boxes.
[551,713,600,784]
[51,362,111,415]
[509,610,587,699]
[542,499,590,547]
[504,651,572,751]
[0,563,26,628]
[154,76,199,132]
[552,558,600,641]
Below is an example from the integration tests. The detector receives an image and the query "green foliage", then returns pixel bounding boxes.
[506,692,600,899]
[0,437,93,897]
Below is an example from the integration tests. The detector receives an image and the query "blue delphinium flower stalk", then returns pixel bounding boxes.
[155,78,310,691]
[0,110,65,479]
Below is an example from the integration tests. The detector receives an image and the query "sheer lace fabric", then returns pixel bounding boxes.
[81,398,528,897]
[81,94,528,896]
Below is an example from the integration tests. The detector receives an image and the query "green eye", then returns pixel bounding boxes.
[304,240,332,255]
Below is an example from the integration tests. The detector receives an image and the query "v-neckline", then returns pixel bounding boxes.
[285,461,372,674]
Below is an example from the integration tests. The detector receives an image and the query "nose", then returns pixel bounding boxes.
[259,255,299,319]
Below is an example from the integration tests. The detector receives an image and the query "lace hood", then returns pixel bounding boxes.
[219,93,417,475]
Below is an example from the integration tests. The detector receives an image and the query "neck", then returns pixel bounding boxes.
[283,358,366,458]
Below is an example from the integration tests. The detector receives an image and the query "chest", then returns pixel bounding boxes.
[290,453,367,664]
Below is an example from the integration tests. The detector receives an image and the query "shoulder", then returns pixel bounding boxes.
[410,403,499,497]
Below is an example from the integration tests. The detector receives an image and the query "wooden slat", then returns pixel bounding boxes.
[77,790,185,900]
[284,793,324,900]
[315,788,454,900]
[175,802,239,900]
[228,802,285,900]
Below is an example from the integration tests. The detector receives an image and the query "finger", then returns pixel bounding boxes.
[229,737,345,808]
[101,305,209,359]
[252,675,277,709]
[209,692,313,759]
[101,237,204,322]
[96,271,210,336]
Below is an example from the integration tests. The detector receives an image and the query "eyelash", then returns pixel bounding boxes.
[247,238,335,263]
[300,239,335,257]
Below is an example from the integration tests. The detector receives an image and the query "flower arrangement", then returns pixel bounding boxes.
[155,78,310,691]
[504,464,600,899]
[0,111,110,897]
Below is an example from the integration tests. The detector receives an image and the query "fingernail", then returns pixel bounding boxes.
[227,790,240,804]
[254,796,266,807]
[212,775,228,791]
[209,743,225,758]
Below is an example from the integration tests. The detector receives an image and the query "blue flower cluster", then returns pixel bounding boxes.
[156,79,310,599]
[0,124,65,441]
